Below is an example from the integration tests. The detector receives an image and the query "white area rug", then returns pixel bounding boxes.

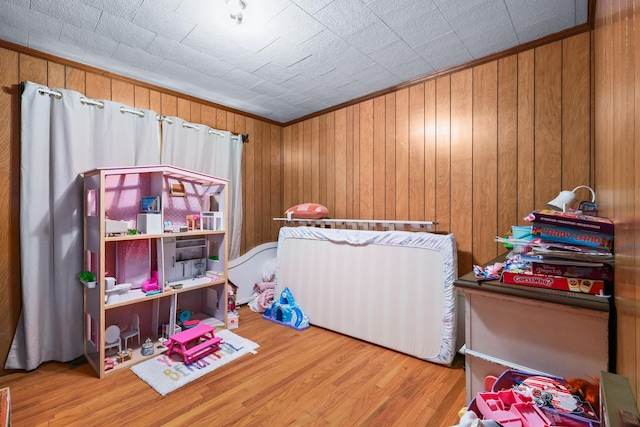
[131,329,259,396]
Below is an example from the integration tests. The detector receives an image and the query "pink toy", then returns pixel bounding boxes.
[141,270,159,293]
[475,390,551,427]
[166,324,222,365]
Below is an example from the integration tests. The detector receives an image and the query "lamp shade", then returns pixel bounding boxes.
[547,191,577,212]
[547,185,596,212]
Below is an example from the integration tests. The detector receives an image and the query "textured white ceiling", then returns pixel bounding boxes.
[0,0,588,123]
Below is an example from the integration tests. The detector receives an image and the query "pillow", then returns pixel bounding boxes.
[285,203,329,219]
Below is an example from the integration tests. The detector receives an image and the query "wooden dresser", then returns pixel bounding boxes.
[455,267,613,404]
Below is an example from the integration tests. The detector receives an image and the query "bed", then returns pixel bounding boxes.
[275,226,458,366]
[228,241,277,305]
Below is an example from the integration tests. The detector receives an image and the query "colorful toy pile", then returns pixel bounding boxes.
[501,210,615,295]
[466,369,601,427]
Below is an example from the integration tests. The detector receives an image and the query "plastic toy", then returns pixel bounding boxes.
[262,287,310,330]
[141,270,159,293]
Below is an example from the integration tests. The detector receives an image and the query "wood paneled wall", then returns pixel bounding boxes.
[283,33,592,276]
[0,43,281,375]
[594,0,640,399]
[0,31,605,381]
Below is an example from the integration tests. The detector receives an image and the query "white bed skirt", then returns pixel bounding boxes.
[276,226,458,365]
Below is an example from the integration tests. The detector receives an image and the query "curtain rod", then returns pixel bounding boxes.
[80,97,104,109]
[37,87,62,99]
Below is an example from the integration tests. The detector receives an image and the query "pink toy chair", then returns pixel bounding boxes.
[141,270,159,293]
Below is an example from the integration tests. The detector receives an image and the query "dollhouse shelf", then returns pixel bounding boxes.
[81,165,230,378]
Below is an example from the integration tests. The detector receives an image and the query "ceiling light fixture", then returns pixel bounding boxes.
[226,0,247,24]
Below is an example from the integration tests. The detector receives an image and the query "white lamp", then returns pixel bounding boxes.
[547,185,596,213]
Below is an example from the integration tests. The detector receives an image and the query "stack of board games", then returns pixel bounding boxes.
[502,209,614,295]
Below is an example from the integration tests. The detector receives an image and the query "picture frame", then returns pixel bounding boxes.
[141,196,161,213]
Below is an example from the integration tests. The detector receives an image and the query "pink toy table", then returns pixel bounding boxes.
[166,324,222,365]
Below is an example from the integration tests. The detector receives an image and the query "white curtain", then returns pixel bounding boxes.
[161,118,243,260]
[6,82,160,370]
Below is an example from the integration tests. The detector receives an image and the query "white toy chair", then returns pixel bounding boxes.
[120,313,141,348]
[104,325,121,354]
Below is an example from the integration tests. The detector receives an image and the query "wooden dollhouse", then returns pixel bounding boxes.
[82,165,229,378]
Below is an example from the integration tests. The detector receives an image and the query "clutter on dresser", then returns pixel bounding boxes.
[487,209,615,297]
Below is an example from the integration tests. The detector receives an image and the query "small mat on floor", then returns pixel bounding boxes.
[131,329,259,396]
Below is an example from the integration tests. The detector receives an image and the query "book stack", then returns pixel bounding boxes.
[502,209,614,295]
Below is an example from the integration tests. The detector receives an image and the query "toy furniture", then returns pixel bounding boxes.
[120,313,141,348]
[104,282,131,305]
[81,165,230,378]
[166,323,222,365]
[178,310,200,329]
[141,270,159,293]
[116,349,132,363]
[104,325,121,354]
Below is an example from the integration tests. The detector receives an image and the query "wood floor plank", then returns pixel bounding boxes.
[0,307,465,426]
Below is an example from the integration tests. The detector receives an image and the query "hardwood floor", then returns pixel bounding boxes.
[0,306,466,426]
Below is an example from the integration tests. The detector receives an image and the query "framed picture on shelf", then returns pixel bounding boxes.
[141,196,161,213]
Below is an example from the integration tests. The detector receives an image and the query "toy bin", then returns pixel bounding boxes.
[490,370,600,427]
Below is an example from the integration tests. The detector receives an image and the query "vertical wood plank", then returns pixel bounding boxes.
[385,94,396,219]
[517,50,535,223]
[352,104,360,219]
[562,33,592,191]
[47,62,65,88]
[534,41,562,208]
[190,101,202,124]
[244,118,256,250]
[345,106,355,218]
[161,93,177,117]
[270,125,282,240]
[450,69,473,274]
[19,54,47,85]
[497,55,518,241]
[235,114,245,134]
[303,119,312,199]
[326,112,336,216]
[472,62,498,264]
[359,100,374,219]
[134,86,150,110]
[254,120,264,243]
[435,76,451,234]
[373,97,386,219]
[111,80,134,106]
[65,67,85,93]
[149,90,162,114]
[294,122,304,203]
[334,108,347,218]
[177,98,191,122]
[395,88,409,220]
[216,109,227,130]
[281,125,293,216]
[202,105,216,128]
[424,80,436,223]
[318,114,328,208]
[0,48,20,375]
[85,71,111,100]
[409,84,425,221]
[311,116,320,203]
